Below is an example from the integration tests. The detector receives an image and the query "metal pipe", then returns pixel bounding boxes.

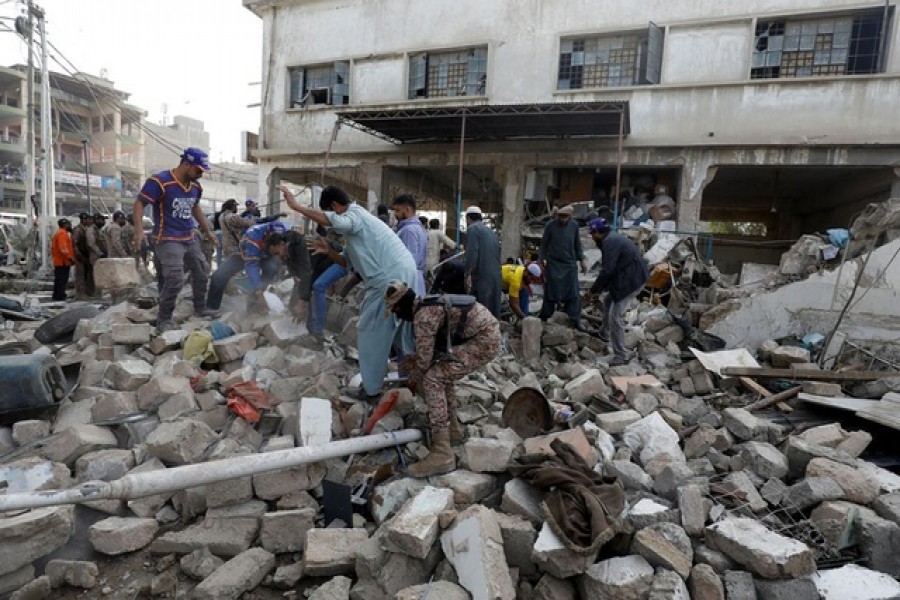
[455,109,467,247]
[0,429,422,512]
[25,1,35,228]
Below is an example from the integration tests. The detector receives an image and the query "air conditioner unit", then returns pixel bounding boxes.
[524,169,553,201]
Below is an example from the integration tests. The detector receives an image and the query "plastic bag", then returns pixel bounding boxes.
[183,330,218,365]
[210,320,235,340]
[264,291,286,314]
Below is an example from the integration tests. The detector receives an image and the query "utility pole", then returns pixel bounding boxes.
[24,1,35,226]
[81,139,91,211]
[37,3,54,274]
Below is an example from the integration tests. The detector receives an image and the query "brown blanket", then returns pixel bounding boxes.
[508,438,626,555]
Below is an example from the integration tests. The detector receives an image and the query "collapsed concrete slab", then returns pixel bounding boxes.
[441,505,516,600]
[705,517,816,579]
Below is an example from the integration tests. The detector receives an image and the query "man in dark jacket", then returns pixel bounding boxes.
[585,218,649,366]
[463,206,501,316]
[538,204,588,331]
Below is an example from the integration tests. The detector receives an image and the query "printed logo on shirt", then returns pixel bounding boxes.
[172,196,195,220]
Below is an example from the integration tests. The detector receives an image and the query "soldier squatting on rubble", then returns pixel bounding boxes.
[384,280,502,478]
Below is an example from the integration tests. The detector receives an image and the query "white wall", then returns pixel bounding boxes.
[251,0,900,153]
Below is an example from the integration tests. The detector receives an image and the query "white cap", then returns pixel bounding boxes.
[465,206,482,217]
[526,263,542,278]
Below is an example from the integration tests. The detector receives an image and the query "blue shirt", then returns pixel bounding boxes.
[240,221,288,289]
[137,170,202,243]
[396,216,427,272]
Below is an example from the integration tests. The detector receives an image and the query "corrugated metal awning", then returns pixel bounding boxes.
[336,101,629,144]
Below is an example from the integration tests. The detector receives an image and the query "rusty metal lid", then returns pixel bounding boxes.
[502,387,553,439]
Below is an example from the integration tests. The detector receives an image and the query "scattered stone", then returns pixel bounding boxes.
[150,517,259,557]
[706,518,816,579]
[689,564,725,600]
[45,560,98,589]
[463,437,517,472]
[89,517,158,555]
[260,508,316,554]
[396,581,470,600]
[782,476,845,510]
[8,575,51,600]
[441,505,516,600]
[0,506,74,577]
[806,457,880,505]
[179,548,225,581]
[596,409,642,434]
[532,522,595,579]
[192,547,274,600]
[740,441,789,480]
[145,418,217,464]
[11,420,50,446]
[303,528,369,576]
[578,555,654,600]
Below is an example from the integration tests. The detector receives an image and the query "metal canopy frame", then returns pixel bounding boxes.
[336,101,629,145]
[333,101,630,241]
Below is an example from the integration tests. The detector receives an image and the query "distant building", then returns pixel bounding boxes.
[244,0,900,271]
[0,65,146,219]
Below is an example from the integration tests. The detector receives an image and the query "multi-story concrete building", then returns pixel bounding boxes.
[0,65,146,219]
[244,0,900,271]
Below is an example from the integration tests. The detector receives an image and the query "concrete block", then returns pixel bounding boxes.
[8,575,50,600]
[649,569,690,599]
[40,424,117,465]
[533,574,577,600]
[442,505,515,600]
[396,581,469,600]
[125,458,175,517]
[521,317,542,365]
[769,345,810,367]
[370,477,427,525]
[595,409,642,434]
[93,257,139,289]
[0,506,74,578]
[801,381,842,397]
[855,509,900,577]
[522,427,594,463]
[137,376,193,411]
[51,398,95,432]
[90,391,139,422]
[206,476,254,508]
[578,555,654,600]
[531,521,595,579]
[387,485,455,559]
[179,547,225,581]
[723,570,757,600]
[656,324,685,345]
[192,548,274,600]
[299,397,333,447]
[463,437,517,472]
[431,469,497,505]
[145,418,217,465]
[806,457,880,505]
[564,368,608,403]
[688,564,725,600]
[501,478,543,524]
[835,430,873,458]
[740,441,789,480]
[111,323,151,345]
[303,528,369,576]
[259,508,316,554]
[11,420,50,446]
[272,561,304,589]
[783,476,845,510]
[89,517,158,555]
[375,541,443,597]
[74,448,135,483]
[148,329,187,354]
[45,560,98,589]
[262,317,306,347]
[212,332,259,363]
[109,359,152,391]
[784,436,856,479]
[706,517,816,579]
[495,512,538,577]
[678,484,707,536]
[753,577,819,600]
[812,563,900,600]
[157,390,199,421]
[723,408,768,441]
[252,463,327,499]
[632,526,693,579]
[607,459,652,492]
[150,517,259,557]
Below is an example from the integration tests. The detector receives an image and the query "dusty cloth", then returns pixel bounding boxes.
[225,380,277,423]
[509,438,626,555]
[183,330,218,365]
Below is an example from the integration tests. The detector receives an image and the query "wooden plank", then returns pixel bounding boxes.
[739,377,772,398]
[722,367,900,382]
[746,386,802,412]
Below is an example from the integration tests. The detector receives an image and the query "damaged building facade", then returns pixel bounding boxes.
[245,0,900,272]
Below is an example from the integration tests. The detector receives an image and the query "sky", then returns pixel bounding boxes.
[0,0,262,163]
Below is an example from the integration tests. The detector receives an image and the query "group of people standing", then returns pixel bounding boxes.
[51,210,140,301]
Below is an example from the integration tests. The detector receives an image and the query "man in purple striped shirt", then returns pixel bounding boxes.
[392,194,427,295]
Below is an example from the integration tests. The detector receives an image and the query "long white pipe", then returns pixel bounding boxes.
[0,429,422,512]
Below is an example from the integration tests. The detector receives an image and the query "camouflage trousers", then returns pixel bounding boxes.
[422,326,502,428]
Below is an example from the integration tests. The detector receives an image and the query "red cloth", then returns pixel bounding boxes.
[225,381,276,423]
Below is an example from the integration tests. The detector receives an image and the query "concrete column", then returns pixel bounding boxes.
[677,150,718,233]
[362,163,384,211]
[891,168,900,199]
[496,163,529,260]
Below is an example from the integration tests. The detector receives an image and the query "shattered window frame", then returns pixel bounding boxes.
[751,8,892,79]
[288,61,351,108]
[558,23,664,90]
[407,46,489,100]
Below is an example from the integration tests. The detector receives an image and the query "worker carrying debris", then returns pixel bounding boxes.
[384,281,501,478]
[584,217,649,366]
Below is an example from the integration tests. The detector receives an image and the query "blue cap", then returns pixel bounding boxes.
[588,217,610,233]
[181,147,210,171]
[245,199,257,207]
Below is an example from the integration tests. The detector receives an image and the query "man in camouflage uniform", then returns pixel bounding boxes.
[121,214,138,269]
[102,211,128,258]
[72,212,102,299]
[384,280,501,478]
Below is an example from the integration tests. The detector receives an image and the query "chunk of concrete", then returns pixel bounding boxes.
[531,521,595,579]
[812,563,900,600]
[259,508,316,554]
[688,564,725,600]
[109,359,152,391]
[88,517,158,555]
[90,391,139,422]
[723,408,768,442]
[441,505,516,600]
[678,484,707,536]
[111,323,151,345]
[93,258,139,289]
[596,409,642,434]
[740,441,789,480]
[806,457,880,505]
[11,420,50,446]
[431,469,497,505]
[495,512,538,577]
[396,581,470,600]
[564,368,608,403]
[501,478,543,524]
[521,317,542,365]
[145,418,217,465]
[252,462,327,499]
[463,437,517,472]
[308,576,353,600]
[40,424,117,465]
[192,547,274,600]
[632,526,693,579]
[212,332,259,363]
[0,506,74,577]
[303,529,369,576]
[769,345,810,367]
[782,476,844,510]
[150,517,259,557]
[705,517,816,579]
[8,574,50,600]
[299,397,332,447]
[578,555,654,600]
[148,328,188,355]
[179,547,225,581]
[137,376,193,411]
[44,560,98,589]
[387,486,455,559]
[262,317,306,347]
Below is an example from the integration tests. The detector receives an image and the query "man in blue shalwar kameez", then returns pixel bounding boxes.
[280,184,418,402]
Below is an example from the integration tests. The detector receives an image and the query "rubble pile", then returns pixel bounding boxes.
[1,200,900,600]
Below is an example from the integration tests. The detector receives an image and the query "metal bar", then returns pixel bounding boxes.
[721,367,900,382]
[612,108,625,231]
[455,109,467,247]
[320,118,342,182]
[0,429,422,512]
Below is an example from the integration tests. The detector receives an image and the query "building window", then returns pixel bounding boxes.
[288,62,350,107]
[558,23,664,89]
[752,9,890,79]
[408,47,488,100]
